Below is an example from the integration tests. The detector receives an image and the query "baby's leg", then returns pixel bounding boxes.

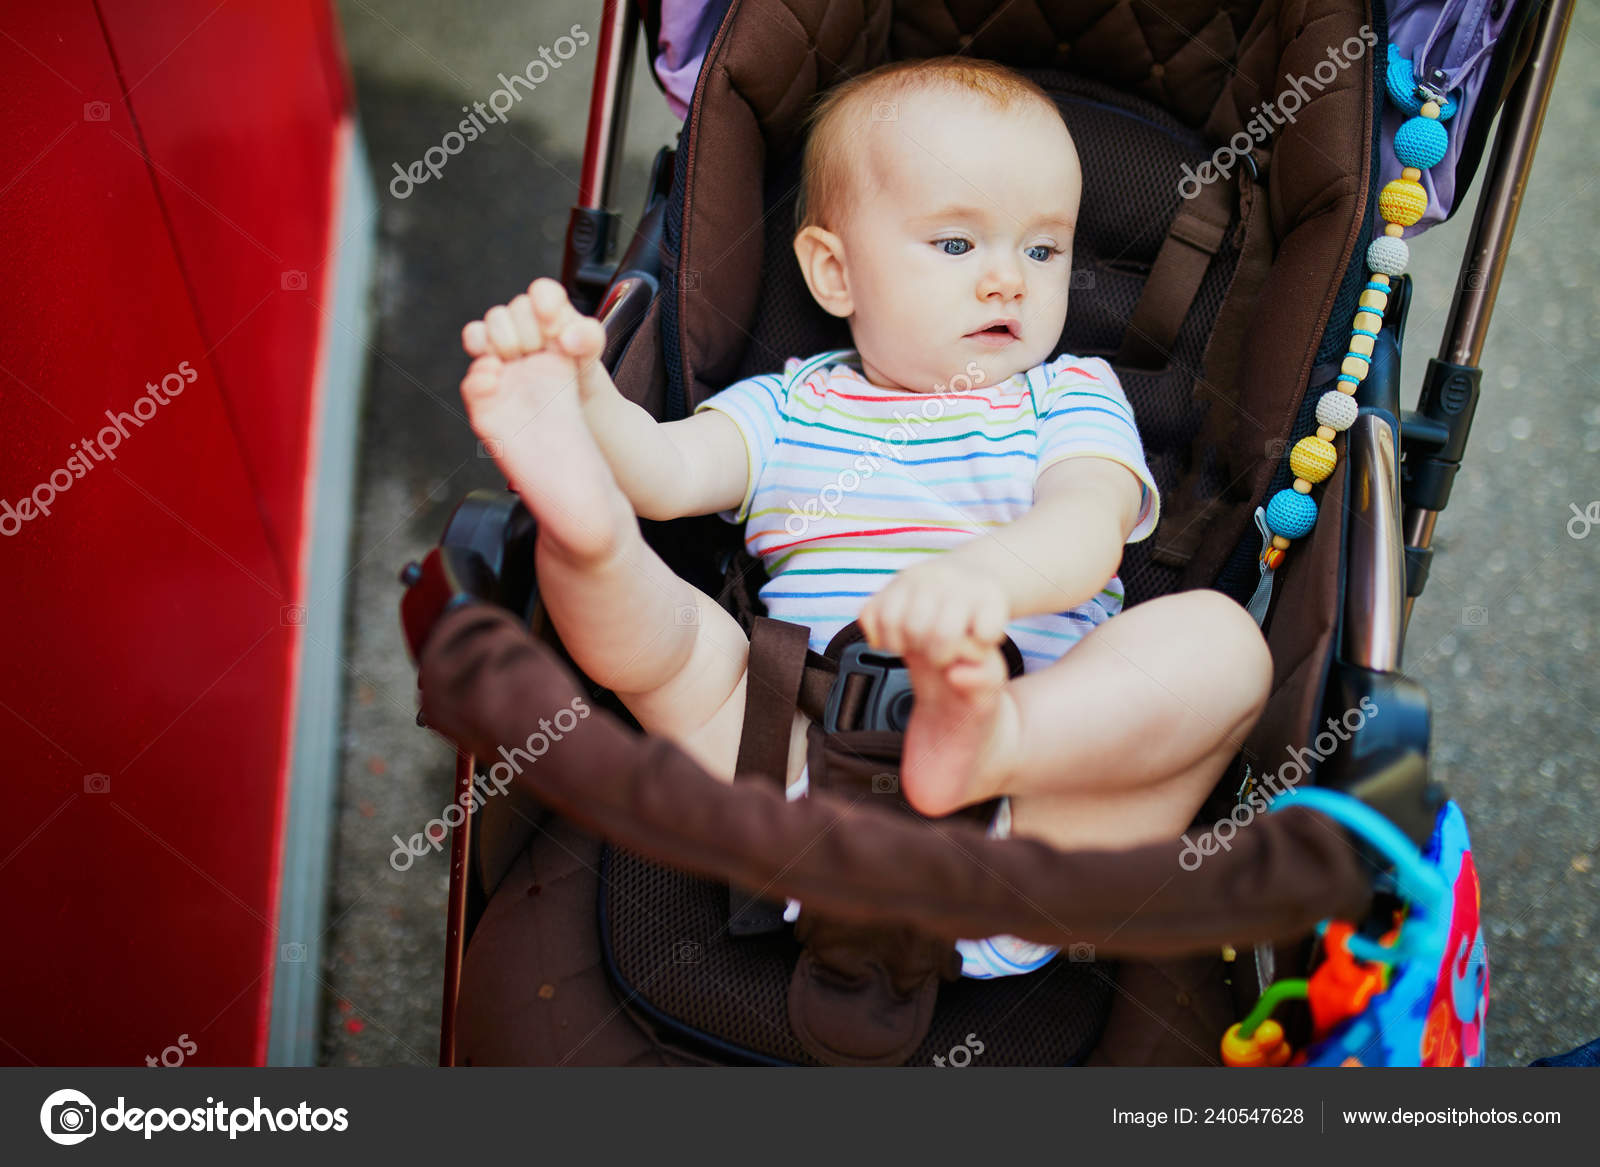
[1001,589,1271,851]
[903,589,1271,851]
[459,332,755,783]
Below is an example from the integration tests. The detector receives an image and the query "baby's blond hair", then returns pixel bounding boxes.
[795,57,1063,233]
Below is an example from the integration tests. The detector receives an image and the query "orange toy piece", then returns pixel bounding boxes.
[1221,1019,1292,1067]
[1308,922,1391,1037]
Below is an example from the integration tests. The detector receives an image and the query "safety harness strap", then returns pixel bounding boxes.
[1114,173,1234,371]
[727,617,814,934]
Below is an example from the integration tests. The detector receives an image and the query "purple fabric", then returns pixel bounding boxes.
[1382,0,1520,236]
[653,0,729,120]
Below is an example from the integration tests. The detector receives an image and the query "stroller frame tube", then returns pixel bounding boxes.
[578,0,639,211]
[440,749,475,1066]
[563,0,642,310]
[1400,0,1575,633]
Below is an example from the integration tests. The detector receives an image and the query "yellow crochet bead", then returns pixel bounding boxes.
[1293,478,1313,494]
[1290,436,1337,484]
[1359,290,1389,312]
[1402,167,1422,182]
[1421,100,1441,119]
[1350,333,1376,357]
[1354,310,1383,332]
[1341,355,1369,378]
[1316,425,1336,442]
[1379,179,1428,227]
[1385,224,1406,237]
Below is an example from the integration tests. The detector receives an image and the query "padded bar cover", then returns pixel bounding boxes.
[419,603,1372,957]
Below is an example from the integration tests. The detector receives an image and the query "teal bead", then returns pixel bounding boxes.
[1266,488,1318,539]
[1385,53,1423,113]
[1384,50,1458,118]
[1395,115,1448,169]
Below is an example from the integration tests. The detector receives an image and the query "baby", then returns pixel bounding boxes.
[457,58,1272,972]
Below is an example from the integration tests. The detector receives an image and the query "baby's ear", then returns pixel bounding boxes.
[792,226,852,318]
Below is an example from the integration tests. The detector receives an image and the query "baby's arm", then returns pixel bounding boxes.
[463,279,749,522]
[575,374,752,522]
[860,457,1142,662]
[946,456,1142,618]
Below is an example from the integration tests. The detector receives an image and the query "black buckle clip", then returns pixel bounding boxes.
[823,642,916,734]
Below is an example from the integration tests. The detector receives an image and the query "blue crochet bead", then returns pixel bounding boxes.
[1385,52,1424,113]
[1337,374,1362,386]
[1266,489,1318,540]
[1395,115,1449,169]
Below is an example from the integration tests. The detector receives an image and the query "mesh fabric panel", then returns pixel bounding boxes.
[601,845,1112,1066]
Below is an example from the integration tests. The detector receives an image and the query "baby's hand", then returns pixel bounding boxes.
[461,277,605,375]
[858,559,1011,667]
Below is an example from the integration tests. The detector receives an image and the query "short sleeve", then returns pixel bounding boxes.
[1035,356,1160,543]
[692,365,790,524]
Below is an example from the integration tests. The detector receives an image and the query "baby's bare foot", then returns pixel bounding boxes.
[899,644,1019,819]
[460,281,620,562]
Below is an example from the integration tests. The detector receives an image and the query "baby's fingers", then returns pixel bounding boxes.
[462,319,490,357]
[970,592,1010,646]
[560,316,607,365]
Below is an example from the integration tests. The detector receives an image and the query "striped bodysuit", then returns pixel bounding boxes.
[696,347,1161,668]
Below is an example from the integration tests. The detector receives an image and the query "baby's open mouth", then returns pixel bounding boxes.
[966,319,1019,346]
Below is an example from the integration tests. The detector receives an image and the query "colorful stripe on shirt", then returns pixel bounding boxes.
[694,350,1159,666]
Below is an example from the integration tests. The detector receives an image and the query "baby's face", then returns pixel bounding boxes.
[830,90,1081,392]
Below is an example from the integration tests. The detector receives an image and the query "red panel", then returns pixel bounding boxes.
[0,2,343,1066]
[96,0,344,581]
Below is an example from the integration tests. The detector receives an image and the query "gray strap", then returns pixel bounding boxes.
[1244,506,1276,627]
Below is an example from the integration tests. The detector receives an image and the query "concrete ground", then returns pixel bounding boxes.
[322,0,1599,1067]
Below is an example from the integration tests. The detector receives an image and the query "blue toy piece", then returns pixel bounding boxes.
[1267,791,1488,1067]
[1385,49,1459,118]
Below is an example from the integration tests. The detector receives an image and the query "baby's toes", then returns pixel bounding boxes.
[460,355,504,405]
[483,305,523,360]
[462,319,490,357]
[529,277,574,332]
[944,648,1007,699]
[508,294,543,353]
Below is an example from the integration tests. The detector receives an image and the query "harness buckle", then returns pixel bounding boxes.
[823,641,916,734]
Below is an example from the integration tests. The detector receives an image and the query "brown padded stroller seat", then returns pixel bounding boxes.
[432,0,1390,1066]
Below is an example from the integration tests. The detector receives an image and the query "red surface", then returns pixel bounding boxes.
[0,2,349,1065]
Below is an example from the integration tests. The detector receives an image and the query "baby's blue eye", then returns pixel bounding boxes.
[936,238,972,256]
[1026,244,1059,262]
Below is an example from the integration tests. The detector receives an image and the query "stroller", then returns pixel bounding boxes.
[400,0,1574,1066]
